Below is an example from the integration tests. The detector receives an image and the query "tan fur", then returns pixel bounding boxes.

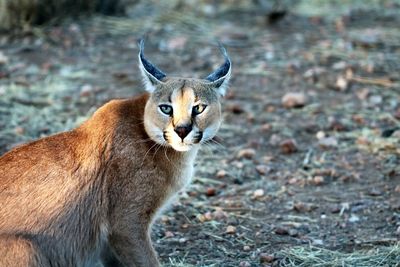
[0,43,230,266]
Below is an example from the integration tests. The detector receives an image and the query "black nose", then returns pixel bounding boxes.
[174,124,192,140]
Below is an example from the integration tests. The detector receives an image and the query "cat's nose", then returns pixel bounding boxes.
[174,124,192,140]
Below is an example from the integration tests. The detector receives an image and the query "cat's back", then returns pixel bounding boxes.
[0,130,81,186]
[0,93,150,183]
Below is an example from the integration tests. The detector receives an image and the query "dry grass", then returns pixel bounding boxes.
[0,77,89,151]
[277,244,400,267]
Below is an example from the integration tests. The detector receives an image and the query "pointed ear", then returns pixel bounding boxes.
[205,43,232,96]
[138,39,167,93]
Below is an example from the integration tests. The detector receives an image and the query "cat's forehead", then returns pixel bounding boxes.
[152,78,219,103]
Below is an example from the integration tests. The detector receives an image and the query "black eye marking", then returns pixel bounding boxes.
[159,104,173,116]
[192,104,207,116]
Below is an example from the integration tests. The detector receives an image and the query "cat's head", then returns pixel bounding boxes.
[139,40,231,152]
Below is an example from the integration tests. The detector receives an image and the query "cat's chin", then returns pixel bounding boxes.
[170,143,196,152]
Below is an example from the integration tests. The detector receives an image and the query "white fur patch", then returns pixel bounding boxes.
[152,148,198,222]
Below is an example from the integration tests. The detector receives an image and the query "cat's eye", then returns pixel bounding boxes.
[192,104,207,116]
[159,104,173,116]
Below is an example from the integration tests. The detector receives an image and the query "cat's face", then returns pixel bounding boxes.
[139,40,231,152]
[144,79,222,151]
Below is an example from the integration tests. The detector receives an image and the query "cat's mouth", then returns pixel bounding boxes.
[163,130,202,152]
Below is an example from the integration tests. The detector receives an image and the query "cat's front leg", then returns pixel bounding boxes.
[108,225,160,267]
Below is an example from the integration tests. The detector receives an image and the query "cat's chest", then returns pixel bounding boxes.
[160,150,197,204]
[171,161,194,192]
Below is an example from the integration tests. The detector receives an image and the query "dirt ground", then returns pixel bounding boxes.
[0,1,399,266]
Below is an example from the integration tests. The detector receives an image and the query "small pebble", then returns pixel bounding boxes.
[197,214,206,223]
[266,105,275,112]
[256,164,269,175]
[260,253,274,263]
[318,136,338,148]
[352,114,365,124]
[392,130,400,139]
[229,104,245,114]
[316,131,326,139]
[243,245,251,252]
[312,239,324,246]
[216,170,226,178]
[204,212,212,221]
[253,189,265,198]
[282,92,307,108]
[332,61,347,70]
[213,208,228,220]
[226,225,237,234]
[279,139,298,154]
[247,113,255,122]
[260,123,272,131]
[14,127,25,135]
[160,215,170,223]
[349,214,360,223]
[368,188,382,196]
[232,161,244,169]
[237,148,256,159]
[293,202,313,212]
[394,109,400,120]
[0,51,9,65]
[239,261,251,267]
[274,227,289,235]
[312,176,325,185]
[164,231,174,238]
[80,84,93,97]
[329,119,346,131]
[269,134,283,146]
[206,187,216,197]
[369,95,382,105]
[288,229,298,237]
[356,88,370,100]
[335,75,348,91]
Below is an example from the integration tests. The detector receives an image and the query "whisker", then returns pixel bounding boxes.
[131,138,153,145]
[163,145,171,163]
[139,142,159,167]
[151,143,164,162]
[202,138,226,150]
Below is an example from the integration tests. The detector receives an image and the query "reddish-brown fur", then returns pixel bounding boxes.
[0,93,191,267]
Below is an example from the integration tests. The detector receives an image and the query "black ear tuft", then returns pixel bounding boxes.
[205,43,232,96]
[205,43,231,83]
[138,39,166,81]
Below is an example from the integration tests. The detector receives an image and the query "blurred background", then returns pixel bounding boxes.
[0,0,400,266]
